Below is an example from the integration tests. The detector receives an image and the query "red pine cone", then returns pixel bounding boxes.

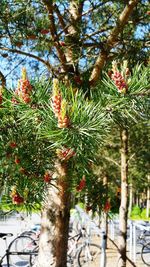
[10,142,17,148]
[13,78,32,104]
[111,71,128,93]
[52,94,62,117]
[15,157,21,164]
[76,176,86,192]
[44,172,52,183]
[40,29,49,34]
[58,115,70,128]
[59,41,66,47]
[27,34,37,40]
[23,95,31,103]
[103,201,111,212]
[12,193,24,204]
[0,94,2,105]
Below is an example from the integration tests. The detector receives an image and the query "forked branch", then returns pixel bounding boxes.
[89,0,139,86]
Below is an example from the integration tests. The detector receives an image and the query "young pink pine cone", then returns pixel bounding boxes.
[111,71,128,93]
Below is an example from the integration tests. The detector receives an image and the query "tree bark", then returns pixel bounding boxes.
[65,0,84,72]
[146,175,150,218]
[128,182,133,218]
[118,128,128,267]
[102,175,108,248]
[136,191,139,206]
[37,162,71,267]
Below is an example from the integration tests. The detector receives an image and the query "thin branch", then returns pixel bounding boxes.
[104,156,120,168]
[89,0,139,86]
[0,46,55,73]
[82,42,104,48]
[81,27,111,41]
[81,1,109,18]
[5,57,27,78]
[0,70,6,87]
[128,153,135,164]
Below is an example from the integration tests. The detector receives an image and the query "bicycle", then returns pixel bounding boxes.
[68,225,101,267]
[141,241,150,266]
[0,233,37,267]
[137,229,150,245]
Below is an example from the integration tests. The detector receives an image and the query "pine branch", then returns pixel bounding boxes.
[42,0,68,72]
[81,27,111,41]
[53,4,68,35]
[89,0,139,86]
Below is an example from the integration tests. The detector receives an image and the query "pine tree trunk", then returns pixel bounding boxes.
[146,175,150,218]
[136,192,139,206]
[102,176,108,248]
[118,128,128,267]
[65,1,83,73]
[128,183,133,218]
[36,161,71,267]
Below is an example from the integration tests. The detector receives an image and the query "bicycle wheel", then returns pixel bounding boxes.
[29,246,39,266]
[141,241,150,266]
[77,243,101,267]
[8,235,37,267]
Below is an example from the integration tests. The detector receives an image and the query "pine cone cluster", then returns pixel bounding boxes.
[10,186,24,205]
[51,79,70,128]
[12,68,32,104]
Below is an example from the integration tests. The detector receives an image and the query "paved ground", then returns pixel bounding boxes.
[0,214,148,266]
[105,239,145,267]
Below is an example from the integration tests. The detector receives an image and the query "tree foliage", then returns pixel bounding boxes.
[0,63,149,213]
[0,70,111,212]
[0,0,149,85]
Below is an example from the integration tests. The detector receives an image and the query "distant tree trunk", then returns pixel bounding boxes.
[102,176,108,248]
[132,191,136,206]
[136,191,139,206]
[128,183,133,218]
[37,161,71,267]
[146,175,150,218]
[118,128,128,267]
